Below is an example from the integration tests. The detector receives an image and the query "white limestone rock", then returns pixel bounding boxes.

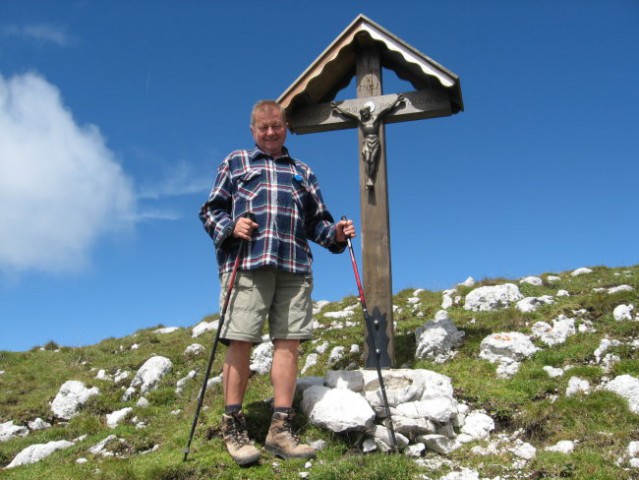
[531,315,576,346]
[545,440,576,454]
[604,374,639,414]
[312,300,331,315]
[184,343,205,356]
[191,320,219,338]
[439,468,481,480]
[296,376,324,393]
[361,369,454,410]
[27,418,51,431]
[0,421,28,442]
[123,356,172,400]
[314,340,330,354]
[154,326,179,334]
[302,385,375,432]
[516,295,554,313]
[51,380,100,420]
[441,288,457,309]
[414,310,465,362]
[325,370,365,391]
[5,440,74,468]
[405,442,426,457]
[419,434,457,455]
[250,341,273,375]
[176,370,197,394]
[301,353,318,375]
[458,277,475,288]
[613,304,635,321]
[458,411,495,442]
[394,397,457,424]
[607,285,634,294]
[114,369,130,384]
[367,424,409,452]
[571,267,592,276]
[89,434,118,457]
[543,366,564,378]
[328,346,345,366]
[479,332,539,363]
[323,305,356,319]
[392,415,437,437]
[594,337,622,363]
[106,407,133,429]
[464,284,523,311]
[495,359,522,379]
[566,376,590,397]
[510,441,536,460]
[362,438,377,453]
[520,276,543,286]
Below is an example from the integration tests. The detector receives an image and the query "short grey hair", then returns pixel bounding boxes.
[250,100,286,126]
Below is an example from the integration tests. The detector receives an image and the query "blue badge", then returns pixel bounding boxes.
[293,174,304,183]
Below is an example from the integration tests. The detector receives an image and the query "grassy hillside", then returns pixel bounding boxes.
[1,264,639,479]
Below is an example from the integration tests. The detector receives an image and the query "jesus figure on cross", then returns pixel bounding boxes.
[331,93,405,189]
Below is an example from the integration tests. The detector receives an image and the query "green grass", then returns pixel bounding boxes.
[1,264,638,479]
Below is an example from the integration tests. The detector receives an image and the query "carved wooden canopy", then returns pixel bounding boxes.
[277,14,464,134]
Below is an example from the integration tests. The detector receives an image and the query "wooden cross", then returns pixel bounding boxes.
[278,15,463,367]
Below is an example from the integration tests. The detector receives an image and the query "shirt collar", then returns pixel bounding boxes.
[249,145,292,162]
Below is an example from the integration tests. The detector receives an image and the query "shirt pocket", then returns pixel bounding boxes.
[234,169,263,204]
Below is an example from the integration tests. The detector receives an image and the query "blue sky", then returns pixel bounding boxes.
[1,1,638,352]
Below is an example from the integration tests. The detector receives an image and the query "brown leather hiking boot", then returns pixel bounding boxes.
[264,410,316,459]
[220,411,260,466]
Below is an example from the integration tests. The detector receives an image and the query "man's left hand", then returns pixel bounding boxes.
[336,219,356,243]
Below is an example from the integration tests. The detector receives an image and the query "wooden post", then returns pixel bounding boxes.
[278,15,464,368]
[356,46,395,367]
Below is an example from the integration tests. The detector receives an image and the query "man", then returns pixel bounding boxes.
[199,100,355,466]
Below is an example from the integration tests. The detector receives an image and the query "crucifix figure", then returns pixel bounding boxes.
[330,94,405,189]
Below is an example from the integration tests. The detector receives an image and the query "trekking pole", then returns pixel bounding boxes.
[341,216,399,452]
[183,214,251,462]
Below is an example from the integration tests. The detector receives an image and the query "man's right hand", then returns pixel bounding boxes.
[233,215,258,240]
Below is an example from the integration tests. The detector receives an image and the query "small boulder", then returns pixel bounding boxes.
[6,440,74,468]
[0,421,28,442]
[51,380,99,420]
[464,284,523,312]
[302,385,375,432]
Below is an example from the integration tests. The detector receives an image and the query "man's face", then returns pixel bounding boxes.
[250,108,287,157]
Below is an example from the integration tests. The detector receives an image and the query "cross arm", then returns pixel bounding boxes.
[285,89,453,135]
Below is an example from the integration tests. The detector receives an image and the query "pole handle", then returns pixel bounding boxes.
[340,215,354,248]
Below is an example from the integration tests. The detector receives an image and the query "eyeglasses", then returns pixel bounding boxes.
[255,123,285,133]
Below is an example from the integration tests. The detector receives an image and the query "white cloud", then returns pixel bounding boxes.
[0,72,136,274]
[2,24,74,47]
[137,160,212,200]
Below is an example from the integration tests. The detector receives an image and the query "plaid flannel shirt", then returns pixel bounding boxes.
[199,146,345,274]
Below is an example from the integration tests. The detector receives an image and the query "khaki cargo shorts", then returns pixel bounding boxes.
[218,267,314,345]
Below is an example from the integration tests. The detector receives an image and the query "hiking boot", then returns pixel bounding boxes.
[220,411,260,466]
[264,410,316,459]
